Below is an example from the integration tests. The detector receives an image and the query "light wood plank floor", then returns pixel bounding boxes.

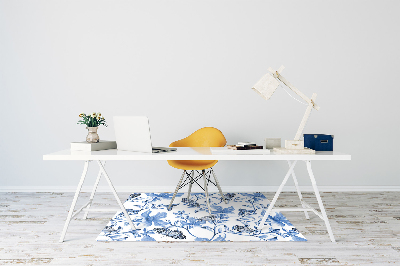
[0,192,399,265]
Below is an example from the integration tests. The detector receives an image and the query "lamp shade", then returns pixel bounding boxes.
[251,73,280,101]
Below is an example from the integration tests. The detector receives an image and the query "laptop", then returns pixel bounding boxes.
[113,116,177,153]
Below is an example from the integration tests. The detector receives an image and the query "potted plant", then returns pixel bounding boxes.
[77,112,107,143]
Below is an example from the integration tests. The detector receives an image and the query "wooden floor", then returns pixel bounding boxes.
[0,191,399,265]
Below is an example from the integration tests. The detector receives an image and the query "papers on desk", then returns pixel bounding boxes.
[211,147,270,155]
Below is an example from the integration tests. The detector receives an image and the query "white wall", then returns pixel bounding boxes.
[1,0,399,190]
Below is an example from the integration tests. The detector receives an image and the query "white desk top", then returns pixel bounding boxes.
[43,147,351,161]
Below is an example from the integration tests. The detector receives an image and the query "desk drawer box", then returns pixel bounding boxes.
[304,134,334,151]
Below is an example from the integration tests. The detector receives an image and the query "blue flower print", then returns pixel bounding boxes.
[97,192,307,242]
[141,210,169,227]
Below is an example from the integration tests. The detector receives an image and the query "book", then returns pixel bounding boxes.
[227,145,263,150]
[237,142,256,146]
[211,147,270,155]
[70,140,117,151]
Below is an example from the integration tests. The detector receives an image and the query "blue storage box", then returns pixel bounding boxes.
[304,134,334,151]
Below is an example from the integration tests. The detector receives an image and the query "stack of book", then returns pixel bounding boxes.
[211,142,270,155]
[227,142,263,150]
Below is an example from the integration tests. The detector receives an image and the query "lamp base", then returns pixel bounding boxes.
[273,147,315,154]
[285,140,304,149]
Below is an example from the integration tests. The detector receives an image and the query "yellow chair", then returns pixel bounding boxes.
[168,127,228,214]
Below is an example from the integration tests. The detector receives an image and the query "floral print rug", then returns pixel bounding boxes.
[96,192,307,241]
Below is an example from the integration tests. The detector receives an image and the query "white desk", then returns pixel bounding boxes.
[43,148,351,242]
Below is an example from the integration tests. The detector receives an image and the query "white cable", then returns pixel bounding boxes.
[279,84,308,105]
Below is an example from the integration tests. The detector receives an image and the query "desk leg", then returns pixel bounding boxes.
[59,160,89,242]
[97,160,136,231]
[83,160,105,219]
[306,160,335,242]
[288,160,310,220]
[258,160,297,230]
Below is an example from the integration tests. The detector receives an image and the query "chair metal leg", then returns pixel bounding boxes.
[203,170,212,215]
[211,168,227,204]
[168,170,186,211]
[187,171,194,199]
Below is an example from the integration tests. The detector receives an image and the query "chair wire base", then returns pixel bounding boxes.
[168,168,227,213]
[178,169,216,191]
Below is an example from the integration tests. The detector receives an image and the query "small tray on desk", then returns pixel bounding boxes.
[211,147,270,155]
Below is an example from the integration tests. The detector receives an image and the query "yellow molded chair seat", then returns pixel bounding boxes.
[168,160,217,171]
[167,127,227,214]
[168,127,226,170]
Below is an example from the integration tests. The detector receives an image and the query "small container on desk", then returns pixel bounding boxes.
[265,138,281,149]
[304,134,334,151]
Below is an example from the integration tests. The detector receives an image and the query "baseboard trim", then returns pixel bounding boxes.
[1,186,400,193]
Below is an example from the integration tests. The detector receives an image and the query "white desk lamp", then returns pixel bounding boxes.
[252,66,319,154]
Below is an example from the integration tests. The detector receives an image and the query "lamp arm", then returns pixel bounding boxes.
[264,66,320,141]
[294,93,317,140]
[273,72,320,111]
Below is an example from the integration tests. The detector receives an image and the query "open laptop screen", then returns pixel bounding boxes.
[114,116,153,153]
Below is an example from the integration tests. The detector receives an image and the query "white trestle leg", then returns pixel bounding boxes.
[97,160,136,231]
[83,161,106,219]
[258,160,297,230]
[59,160,90,242]
[257,159,336,242]
[288,160,310,220]
[306,160,336,242]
